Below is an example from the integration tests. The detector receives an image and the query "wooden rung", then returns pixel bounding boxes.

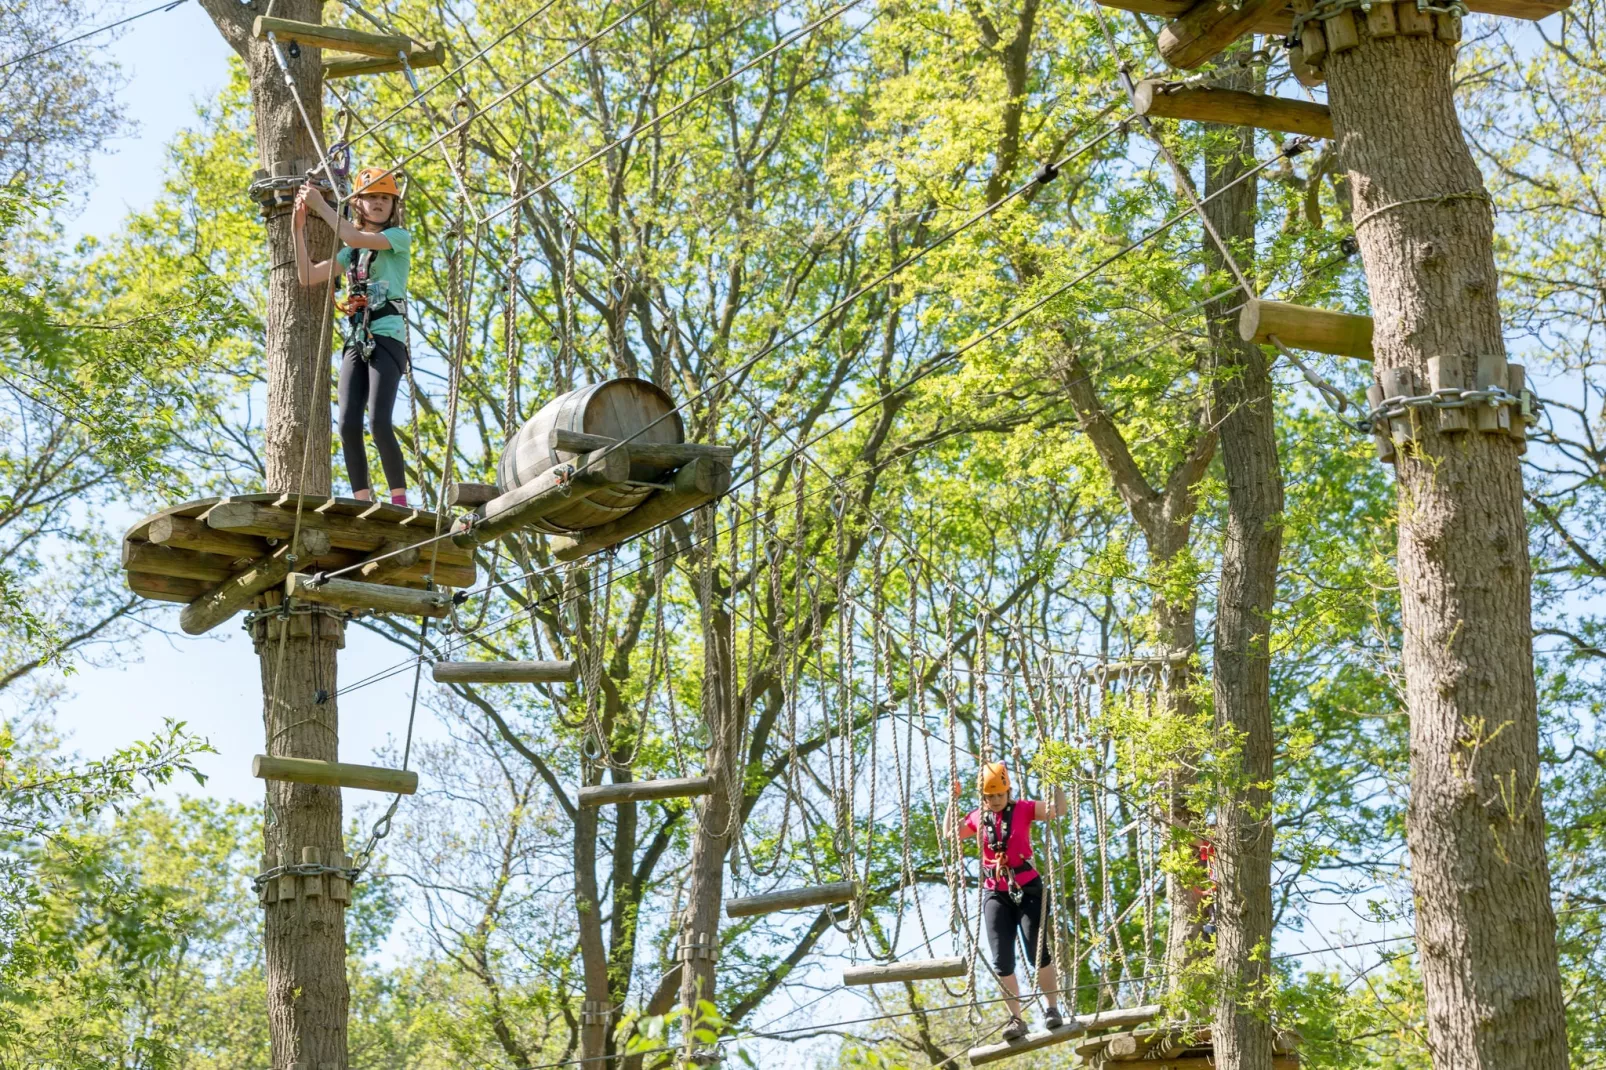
[578,776,715,807]
[1094,0,1293,32]
[843,957,967,986]
[432,659,580,684]
[549,428,737,469]
[324,40,447,79]
[447,481,501,507]
[1135,81,1333,139]
[1158,0,1291,70]
[547,454,732,562]
[253,754,418,794]
[252,15,436,61]
[1238,299,1373,360]
[966,1005,1163,1066]
[286,572,452,618]
[725,881,858,919]
[458,447,632,546]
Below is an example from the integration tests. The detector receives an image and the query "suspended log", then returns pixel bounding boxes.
[549,428,737,470]
[147,515,265,560]
[447,482,501,507]
[726,881,858,919]
[1094,0,1294,33]
[458,446,632,546]
[324,40,446,79]
[252,15,431,60]
[547,454,732,562]
[1135,80,1333,139]
[253,754,418,794]
[433,659,580,684]
[967,1004,1164,1066]
[1238,299,1373,360]
[285,572,452,618]
[1158,0,1290,69]
[180,542,317,636]
[579,776,716,807]
[843,957,967,986]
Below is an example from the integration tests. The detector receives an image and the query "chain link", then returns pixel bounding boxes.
[1362,383,1539,433]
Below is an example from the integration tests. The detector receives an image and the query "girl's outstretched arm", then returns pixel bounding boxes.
[293,183,335,286]
[1051,785,1068,819]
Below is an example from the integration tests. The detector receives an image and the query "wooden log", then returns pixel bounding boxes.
[1134,80,1333,139]
[842,957,967,986]
[1158,0,1291,70]
[1093,0,1294,33]
[578,776,716,807]
[285,572,452,618]
[447,481,501,507]
[127,572,213,604]
[1463,0,1571,18]
[433,659,580,684]
[356,542,421,584]
[549,428,739,470]
[253,754,419,794]
[324,39,447,79]
[967,1005,1165,1065]
[122,543,238,584]
[725,881,858,919]
[547,454,733,562]
[1106,1031,1161,1058]
[1475,351,1511,433]
[1427,356,1470,432]
[147,515,265,560]
[1238,299,1374,360]
[253,15,428,60]
[461,447,632,546]
[180,543,307,636]
[205,500,473,566]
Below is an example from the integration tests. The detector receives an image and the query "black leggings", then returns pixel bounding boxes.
[983,878,1052,977]
[338,334,408,494]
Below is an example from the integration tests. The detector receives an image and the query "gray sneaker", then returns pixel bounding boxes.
[1002,1015,1028,1041]
[1043,1005,1064,1030]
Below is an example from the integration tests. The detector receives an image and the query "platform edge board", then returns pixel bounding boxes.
[966,1004,1164,1065]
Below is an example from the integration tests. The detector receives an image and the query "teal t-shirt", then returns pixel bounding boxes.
[336,227,411,341]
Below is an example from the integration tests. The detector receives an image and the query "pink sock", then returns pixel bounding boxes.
[390,490,408,507]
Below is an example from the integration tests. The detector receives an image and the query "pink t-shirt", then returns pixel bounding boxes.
[966,799,1039,891]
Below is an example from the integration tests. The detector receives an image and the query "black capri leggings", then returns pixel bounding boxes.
[983,878,1052,977]
[338,334,408,494]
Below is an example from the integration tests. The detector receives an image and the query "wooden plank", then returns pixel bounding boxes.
[549,428,737,470]
[433,659,580,684]
[285,572,452,618]
[1135,81,1333,139]
[1094,0,1294,33]
[547,454,732,562]
[324,39,446,79]
[127,571,213,604]
[579,776,716,807]
[1395,0,1435,33]
[967,1005,1164,1066]
[205,500,472,566]
[447,481,501,507]
[1238,299,1374,360]
[725,881,858,919]
[147,515,265,560]
[459,446,633,546]
[253,754,418,794]
[253,15,427,60]
[843,957,967,986]
[180,544,303,636]
[122,543,238,584]
[1158,0,1290,70]
[1463,0,1570,18]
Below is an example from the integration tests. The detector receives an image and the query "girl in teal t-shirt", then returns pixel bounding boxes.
[292,166,412,506]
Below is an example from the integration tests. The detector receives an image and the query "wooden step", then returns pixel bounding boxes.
[578,776,715,807]
[1239,299,1373,360]
[325,40,446,79]
[432,659,579,684]
[966,1004,1163,1065]
[286,573,452,618]
[547,454,732,561]
[253,15,436,60]
[253,754,418,794]
[1135,81,1332,139]
[843,956,967,986]
[726,881,859,919]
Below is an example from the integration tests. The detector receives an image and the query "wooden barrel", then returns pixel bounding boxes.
[497,378,686,532]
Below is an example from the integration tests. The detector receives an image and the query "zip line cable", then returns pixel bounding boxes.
[0,0,189,71]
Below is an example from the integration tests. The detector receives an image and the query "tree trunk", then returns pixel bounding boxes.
[198,3,345,1066]
[1155,586,1205,993]
[1202,80,1279,1070]
[1324,29,1568,1070]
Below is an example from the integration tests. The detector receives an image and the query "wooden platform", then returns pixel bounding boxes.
[1074,1025,1301,1069]
[968,1005,1162,1065]
[121,493,476,634]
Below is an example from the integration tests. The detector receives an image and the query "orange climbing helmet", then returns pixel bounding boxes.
[979,762,1010,796]
[352,166,400,198]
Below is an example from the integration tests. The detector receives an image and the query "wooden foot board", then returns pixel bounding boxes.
[843,957,967,985]
[254,754,418,794]
[725,881,859,918]
[433,659,580,684]
[578,776,715,807]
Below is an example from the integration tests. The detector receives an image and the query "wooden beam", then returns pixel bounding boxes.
[180,543,308,636]
[127,571,213,604]
[1158,0,1291,69]
[324,39,446,79]
[122,543,239,584]
[578,776,716,807]
[253,754,418,794]
[447,481,501,507]
[1238,298,1374,360]
[1464,0,1570,18]
[459,447,632,546]
[843,957,967,986]
[252,15,428,60]
[286,572,452,618]
[725,881,858,919]
[549,428,737,469]
[433,659,580,684]
[1135,80,1333,139]
[1095,0,1294,33]
[547,454,732,562]
[205,500,473,566]
[967,1005,1164,1066]
[147,515,265,560]
[356,542,420,584]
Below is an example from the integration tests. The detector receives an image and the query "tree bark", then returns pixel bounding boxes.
[198,3,346,1067]
[1325,28,1568,1070]
[1202,73,1279,1070]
